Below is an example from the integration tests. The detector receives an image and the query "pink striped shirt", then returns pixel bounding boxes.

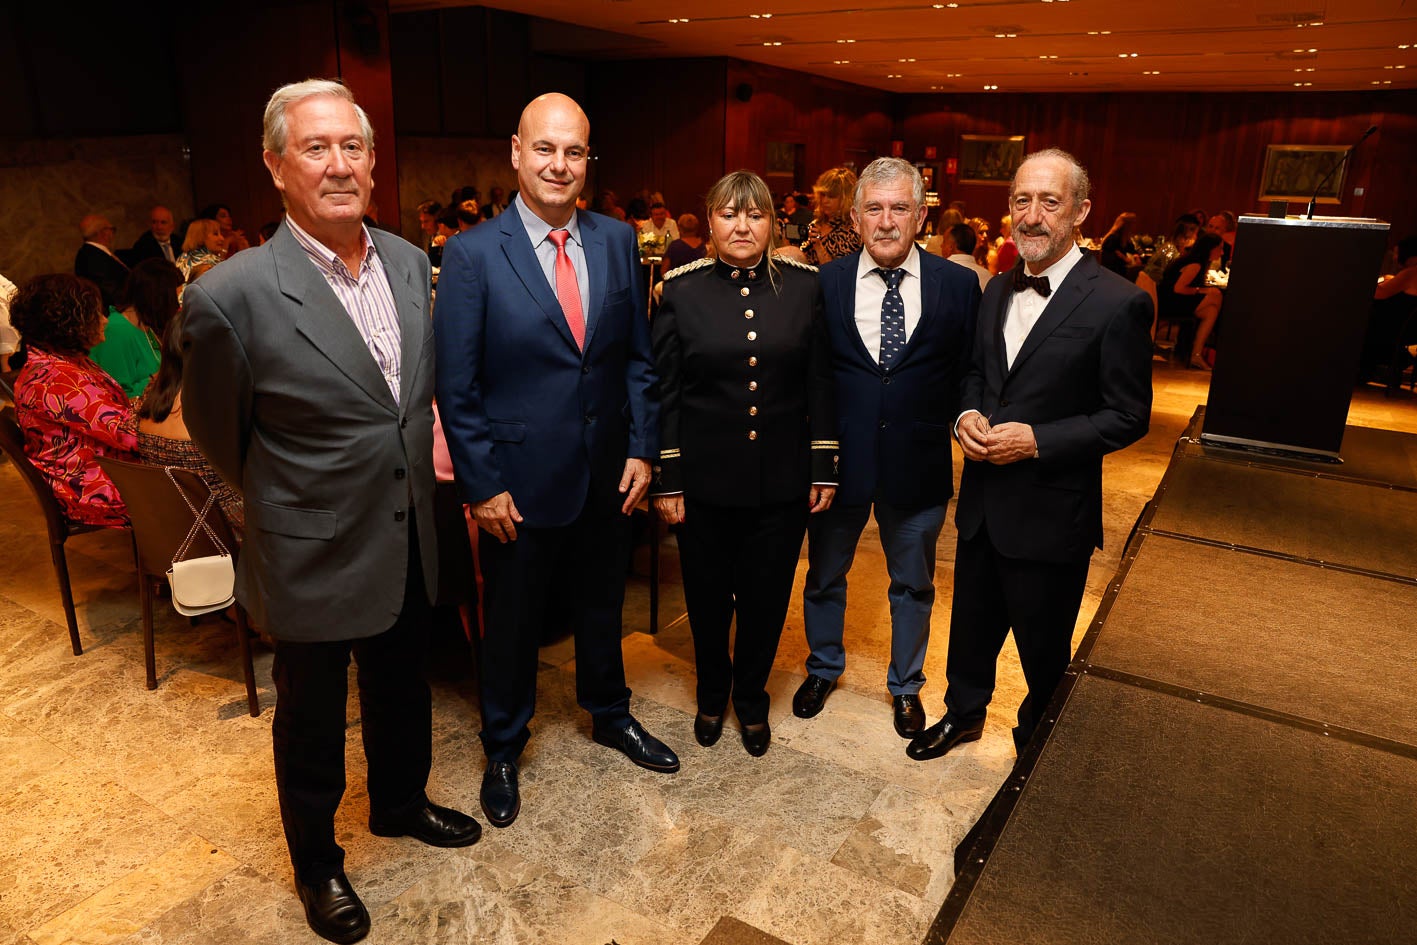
[286,216,403,404]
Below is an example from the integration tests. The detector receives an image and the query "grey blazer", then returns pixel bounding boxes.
[180,223,439,642]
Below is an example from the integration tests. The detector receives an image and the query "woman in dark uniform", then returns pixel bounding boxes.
[651,170,838,756]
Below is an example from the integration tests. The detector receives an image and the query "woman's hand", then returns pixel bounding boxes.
[653,494,685,524]
[809,485,836,513]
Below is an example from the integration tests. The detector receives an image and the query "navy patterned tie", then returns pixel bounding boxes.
[876,267,906,370]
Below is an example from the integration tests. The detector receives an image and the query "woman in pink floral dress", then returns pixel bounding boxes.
[9,274,139,527]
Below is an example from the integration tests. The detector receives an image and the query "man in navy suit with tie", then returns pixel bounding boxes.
[907,148,1153,762]
[435,93,678,829]
[795,158,980,736]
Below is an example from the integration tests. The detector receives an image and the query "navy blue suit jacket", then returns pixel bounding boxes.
[433,204,658,528]
[820,249,980,509]
[955,252,1153,562]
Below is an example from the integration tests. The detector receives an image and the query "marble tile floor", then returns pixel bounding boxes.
[1,366,1414,945]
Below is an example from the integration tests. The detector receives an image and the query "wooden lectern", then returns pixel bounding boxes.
[1200,215,1389,461]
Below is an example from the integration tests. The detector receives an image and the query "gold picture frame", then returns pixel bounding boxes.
[958,134,1025,185]
[1258,144,1349,204]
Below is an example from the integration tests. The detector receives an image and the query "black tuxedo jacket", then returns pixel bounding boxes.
[74,243,129,310]
[956,252,1152,562]
[125,231,178,267]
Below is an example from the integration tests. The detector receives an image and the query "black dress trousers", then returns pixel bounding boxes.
[270,530,434,885]
[677,496,810,724]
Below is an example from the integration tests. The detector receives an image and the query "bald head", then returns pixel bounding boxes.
[80,214,115,247]
[512,93,591,228]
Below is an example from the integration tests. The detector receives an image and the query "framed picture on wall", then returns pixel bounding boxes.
[1258,144,1349,204]
[958,134,1025,184]
[765,141,796,176]
[918,164,936,193]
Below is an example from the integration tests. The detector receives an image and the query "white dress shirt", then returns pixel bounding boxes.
[1003,242,1083,369]
[946,253,993,293]
[854,244,923,362]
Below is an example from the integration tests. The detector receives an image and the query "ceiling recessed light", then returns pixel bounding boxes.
[983,84,999,90]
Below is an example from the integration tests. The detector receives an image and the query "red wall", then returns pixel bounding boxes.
[901,91,1417,243]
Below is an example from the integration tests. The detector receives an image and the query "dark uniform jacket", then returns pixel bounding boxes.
[651,254,837,507]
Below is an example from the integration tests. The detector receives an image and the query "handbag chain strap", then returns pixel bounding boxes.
[165,467,229,562]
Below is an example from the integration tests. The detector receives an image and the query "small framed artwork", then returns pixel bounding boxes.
[958,134,1025,185]
[765,141,797,176]
[1258,144,1349,204]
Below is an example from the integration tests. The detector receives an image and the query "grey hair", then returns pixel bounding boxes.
[1014,148,1090,205]
[262,78,374,155]
[854,157,925,211]
[1014,146,1088,204]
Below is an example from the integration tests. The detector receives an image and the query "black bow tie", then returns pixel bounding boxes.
[1012,267,1051,297]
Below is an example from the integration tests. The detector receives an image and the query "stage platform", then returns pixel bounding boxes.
[925,411,1417,944]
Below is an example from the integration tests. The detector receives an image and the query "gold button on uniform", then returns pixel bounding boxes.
[749,406,758,416]
[744,309,755,319]
[749,381,758,391]
[747,331,757,341]
[748,356,758,366]
[740,287,750,297]
[748,430,758,440]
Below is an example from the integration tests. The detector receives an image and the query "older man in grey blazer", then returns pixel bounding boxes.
[182,79,478,945]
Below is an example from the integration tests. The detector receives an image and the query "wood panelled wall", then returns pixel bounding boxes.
[902,91,1417,242]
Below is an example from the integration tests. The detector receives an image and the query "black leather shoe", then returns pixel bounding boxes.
[593,719,681,772]
[480,761,520,828]
[296,874,369,944]
[906,716,984,761]
[694,713,724,747]
[792,674,835,719]
[369,801,481,847]
[893,694,926,737]
[741,722,771,757]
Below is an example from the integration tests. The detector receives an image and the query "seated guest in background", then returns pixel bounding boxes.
[923,207,965,257]
[9,274,139,527]
[1206,211,1237,270]
[625,197,651,232]
[782,193,814,228]
[992,213,1017,274]
[1099,212,1139,278]
[455,199,481,232]
[799,166,862,266]
[417,200,442,251]
[1138,217,1200,333]
[482,186,508,219]
[1160,231,1224,369]
[640,201,679,245]
[137,313,243,532]
[127,206,179,265]
[661,213,706,275]
[939,222,992,292]
[652,169,837,756]
[429,208,459,266]
[257,221,279,245]
[90,259,182,398]
[74,214,130,310]
[198,203,249,258]
[1360,234,1417,382]
[0,273,18,371]
[966,217,994,271]
[177,219,227,279]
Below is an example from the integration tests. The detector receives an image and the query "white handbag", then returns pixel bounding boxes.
[164,467,236,617]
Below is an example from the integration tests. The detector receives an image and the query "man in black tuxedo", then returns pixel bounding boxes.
[73,214,129,309]
[125,206,178,266]
[908,148,1153,761]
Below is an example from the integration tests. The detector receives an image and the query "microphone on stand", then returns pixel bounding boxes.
[1306,125,1377,220]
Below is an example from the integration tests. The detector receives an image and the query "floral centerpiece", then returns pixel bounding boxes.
[638,228,668,260]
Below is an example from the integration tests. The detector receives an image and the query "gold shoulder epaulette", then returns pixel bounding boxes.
[774,254,819,273]
[663,257,714,281]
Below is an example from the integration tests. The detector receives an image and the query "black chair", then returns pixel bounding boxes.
[98,456,260,717]
[0,406,107,656]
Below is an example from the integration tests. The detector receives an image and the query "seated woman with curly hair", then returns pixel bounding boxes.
[9,274,139,527]
[137,313,244,533]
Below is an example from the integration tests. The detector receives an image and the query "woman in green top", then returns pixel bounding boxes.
[89,258,183,397]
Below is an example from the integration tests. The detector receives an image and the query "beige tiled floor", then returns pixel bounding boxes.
[1,368,1413,945]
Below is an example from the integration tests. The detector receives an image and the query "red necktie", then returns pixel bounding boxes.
[547,229,585,350]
